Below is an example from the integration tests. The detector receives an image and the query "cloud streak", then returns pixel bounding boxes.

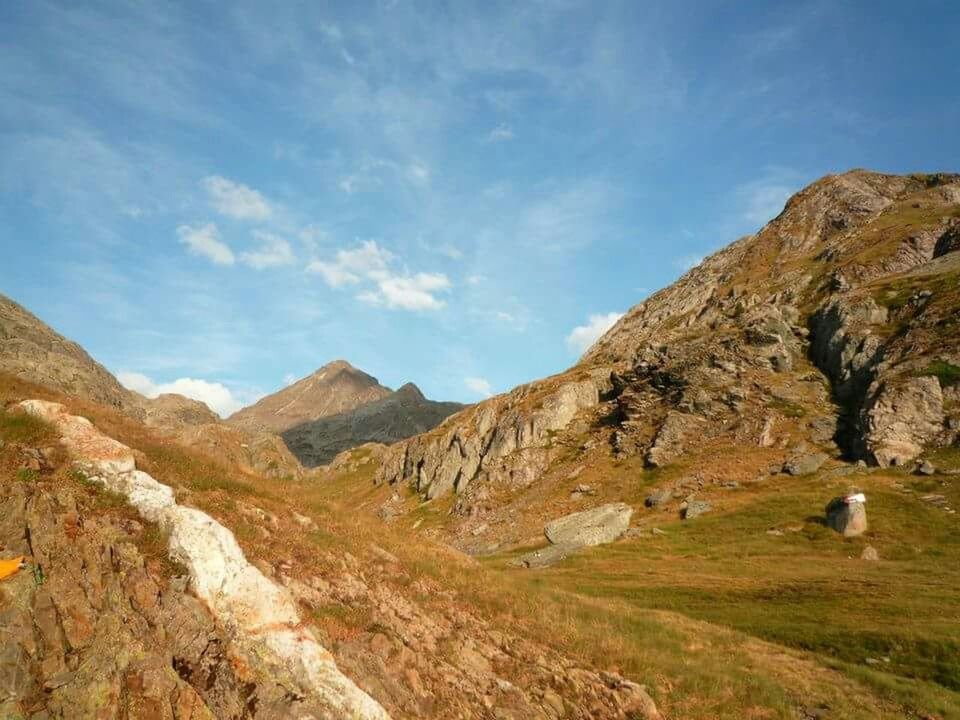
[177,223,234,265]
[203,175,272,220]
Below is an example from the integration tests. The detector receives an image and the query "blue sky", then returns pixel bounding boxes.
[2,1,959,415]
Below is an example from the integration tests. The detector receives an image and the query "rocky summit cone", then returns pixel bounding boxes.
[226,360,393,434]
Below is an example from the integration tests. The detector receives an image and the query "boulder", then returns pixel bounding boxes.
[682,500,711,520]
[865,377,944,467]
[514,544,575,569]
[783,452,829,476]
[860,545,879,561]
[825,494,868,537]
[544,503,633,547]
[917,461,936,476]
[644,489,672,508]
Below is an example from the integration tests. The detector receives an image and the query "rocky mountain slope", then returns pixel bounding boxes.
[0,293,138,412]
[368,170,960,546]
[282,382,465,466]
[0,294,302,479]
[227,360,393,434]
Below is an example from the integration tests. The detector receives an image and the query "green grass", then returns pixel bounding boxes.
[0,408,55,445]
[15,468,38,482]
[916,361,960,388]
[480,471,960,717]
[767,397,807,418]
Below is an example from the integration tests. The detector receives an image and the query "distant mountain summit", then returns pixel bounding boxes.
[227,361,465,466]
[226,360,393,434]
[282,380,466,467]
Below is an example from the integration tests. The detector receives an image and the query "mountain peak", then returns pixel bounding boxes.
[395,382,425,400]
[228,360,392,433]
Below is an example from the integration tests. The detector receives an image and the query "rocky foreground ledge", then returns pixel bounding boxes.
[16,399,390,720]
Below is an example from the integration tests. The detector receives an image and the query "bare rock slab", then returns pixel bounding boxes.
[544,503,634,548]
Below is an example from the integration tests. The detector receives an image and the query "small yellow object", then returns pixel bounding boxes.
[0,556,25,581]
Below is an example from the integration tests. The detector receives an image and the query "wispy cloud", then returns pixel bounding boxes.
[566,311,624,353]
[360,273,451,311]
[735,168,805,228]
[203,175,272,220]
[240,230,295,269]
[307,240,451,310]
[177,223,235,265]
[465,376,493,398]
[486,124,514,142]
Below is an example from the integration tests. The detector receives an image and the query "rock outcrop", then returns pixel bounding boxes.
[375,370,610,500]
[863,377,944,467]
[16,400,389,720]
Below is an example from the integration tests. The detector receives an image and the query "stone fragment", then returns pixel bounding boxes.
[783,452,829,476]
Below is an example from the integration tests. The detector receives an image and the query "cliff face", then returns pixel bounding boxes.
[372,171,960,526]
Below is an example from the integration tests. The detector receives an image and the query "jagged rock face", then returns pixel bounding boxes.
[0,293,138,413]
[372,171,959,518]
[282,383,465,467]
[17,400,389,720]
[864,377,944,467]
[375,370,610,500]
[228,360,392,434]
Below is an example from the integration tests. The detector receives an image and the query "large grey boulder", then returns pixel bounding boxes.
[865,377,943,467]
[544,503,634,548]
[825,494,868,537]
[783,452,829,476]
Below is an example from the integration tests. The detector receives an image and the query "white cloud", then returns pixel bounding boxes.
[118,371,251,418]
[465,376,493,398]
[306,239,394,287]
[282,372,297,385]
[308,240,450,310]
[566,311,624,353]
[486,124,514,142]
[240,230,295,269]
[203,175,272,220]
[368,272,451,310]
[176,222,235,265]
[406,162,430,185]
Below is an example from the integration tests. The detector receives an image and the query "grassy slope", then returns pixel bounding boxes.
[5,372,960,718]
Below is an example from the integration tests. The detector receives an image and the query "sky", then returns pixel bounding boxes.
[2,1,959,416]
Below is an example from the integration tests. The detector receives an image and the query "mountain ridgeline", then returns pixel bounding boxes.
[226,360,464,466]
